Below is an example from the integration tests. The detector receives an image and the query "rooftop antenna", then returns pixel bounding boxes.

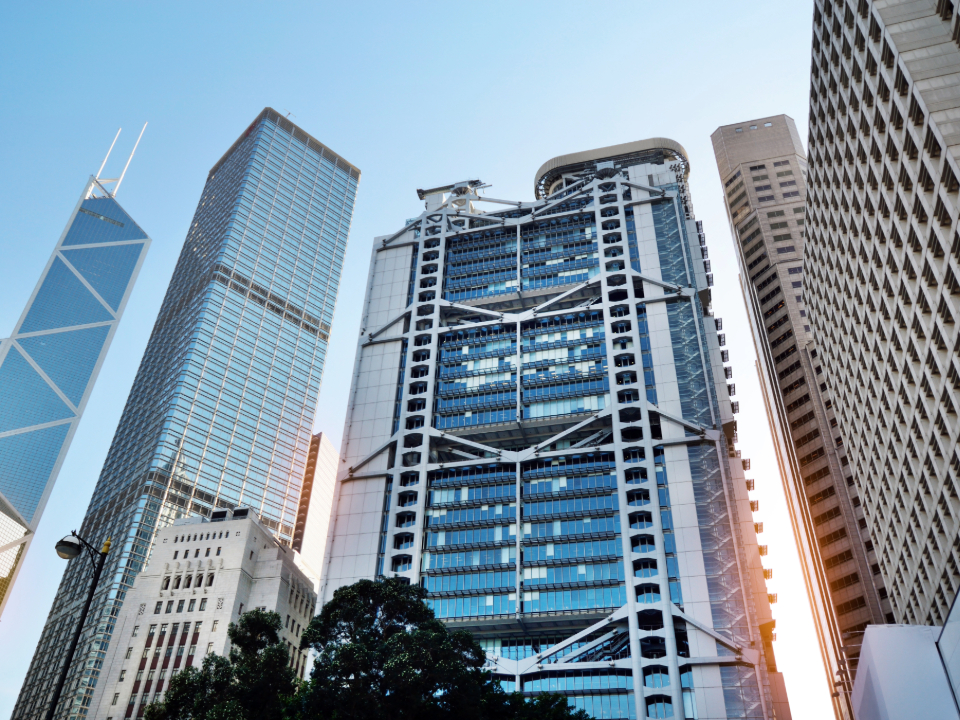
[113,122,147,198]
[284,109,296,119]
[96,128,121,180]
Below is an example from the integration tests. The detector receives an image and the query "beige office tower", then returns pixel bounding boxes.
[803,0,960,634]
[712,116,890,718]
[292,432,338,574]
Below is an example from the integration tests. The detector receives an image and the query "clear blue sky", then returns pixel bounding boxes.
[0,2,829,717]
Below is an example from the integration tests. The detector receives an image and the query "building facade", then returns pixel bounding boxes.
[711,115,889,715]
[14,108,358,720]
[0,176,150,618]
[804,0,960,632]
[292,432,338,573]
[320,140,790,719]
[89,511,318,719]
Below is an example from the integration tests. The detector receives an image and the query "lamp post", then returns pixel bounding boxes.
[45,532,111,720]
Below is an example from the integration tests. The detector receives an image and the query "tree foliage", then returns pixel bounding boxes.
[143,579,588,720]
[294,578,588,720]
[144,609,296,720]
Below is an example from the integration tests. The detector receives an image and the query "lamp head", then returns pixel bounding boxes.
[55,535,82,560]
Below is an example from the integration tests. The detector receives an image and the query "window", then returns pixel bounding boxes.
[161,577,170,590]
[207,573,215,586]
[132,625,140,637]
[767,210,784,218]
[177,646,185,657]
[160,623,168,635]
[238,603,244,615]
[194,622,202,633]
[173,576,181,590]
[770,222,788,230]
[177,600,185,612]
[750,164,766,171]
[205,548,211,557]
[166,601,174,614]
[199,598,207,611]
[142,649,149,660]
[188,599,196,612]
[764,122,773,127]
[755,184,772,191]
[173,551,178,560]
[147,670,155,682]
[119,670,126,682]
[792,281,802,288]
[286,615,290,628]
[195,549,200,558]
[777,246,795,254]
[776,170,794,177]
[736,128,743,133]
[112,694,120,706]
[184,576,192,589]
[154,602,162,615]
[750,125,758,130]
[773,233,792,241]
[189,644,197,656]
[216,547,221,556]
[212,620,219,632]
[783,191,800,198]
[125,647,133,660]
[207,643,214,655]
[249,551,254,560]
[759,195,775,202]
[774,160,791,167]
[135,670,144,683]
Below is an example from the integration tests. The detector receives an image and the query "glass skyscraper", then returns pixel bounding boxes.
[0,177,150,619]
[14,108,359,720]
[320,140,789,719]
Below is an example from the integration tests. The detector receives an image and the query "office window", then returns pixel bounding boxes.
[793,207,804,213]
[205,548,211,557]
[776,246,796,254]
[764,122,773,127]
[142,649,149,660]
[749,164,766,171]
[173,551,178,560]
[774,160,791,167]
[216,547,221,556]
[195,549,200,558]
[119,670,126,682]
[125,647,132,660]
[736,128,744,133]
[132,625,140,636]
[212,620,219,632]
[177,600,185,612]
[207,643,214,655]
[165,601,174,614]
[154,602,162,614]
[188,599,196,612]
[112,694,120,706]
[189,644,197,656]
[199,598,207,611]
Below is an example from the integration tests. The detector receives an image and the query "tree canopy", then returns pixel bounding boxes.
[144,609,296,720]
[144,578,588,720]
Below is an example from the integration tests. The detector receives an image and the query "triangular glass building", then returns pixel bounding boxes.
[0,179,150,617]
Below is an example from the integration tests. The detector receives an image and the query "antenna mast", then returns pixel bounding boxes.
[113,122,147,197]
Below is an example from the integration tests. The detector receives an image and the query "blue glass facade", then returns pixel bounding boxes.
[14,109,358,720]
[327,142,783,719]
[0,179,150,619]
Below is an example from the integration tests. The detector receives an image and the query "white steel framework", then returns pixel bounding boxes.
[321,144,786,720]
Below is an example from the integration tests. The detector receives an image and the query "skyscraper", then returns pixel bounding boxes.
[320,140,789,719]
[292,432,338,573]
[803,1,960,631]
[711,115,888,716]
[14,108,359,720]
[0,175,151,619]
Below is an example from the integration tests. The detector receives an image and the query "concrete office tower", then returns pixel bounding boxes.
[88,510,318,719]
[712,116,889,715]
[804,1,960,632]
[14,109,358,720]
[292,432,338,573]
[0,175,150,618]
[321,141,789,720]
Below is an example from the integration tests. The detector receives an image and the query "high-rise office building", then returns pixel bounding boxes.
[711,115,888,715]
[89,509,318,719]
[0,176,150,618]
[320,140,789,719]
[803,1,960,631]
[14,108,358,720]
[292,432,338,572]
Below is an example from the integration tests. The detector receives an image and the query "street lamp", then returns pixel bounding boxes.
[45,532,111,720]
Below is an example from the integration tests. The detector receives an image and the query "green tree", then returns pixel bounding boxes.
[293,578,588,720]
[144,609,297,720]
